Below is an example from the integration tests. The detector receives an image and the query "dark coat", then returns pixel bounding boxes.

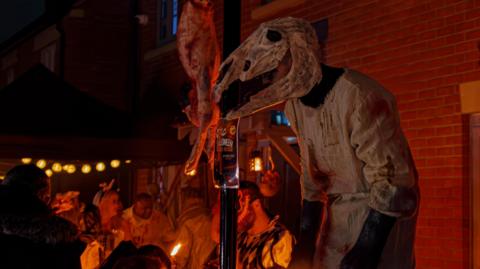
[0,185,85,269]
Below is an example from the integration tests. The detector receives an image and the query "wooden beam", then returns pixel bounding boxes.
[264,130,301,174]
[0,135,190,162]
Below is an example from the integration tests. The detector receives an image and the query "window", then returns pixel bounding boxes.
[157,0,179,46]
[40,43,56,72]
[270,110,290,127]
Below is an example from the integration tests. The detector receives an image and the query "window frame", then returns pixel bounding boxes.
[156,0,180,47]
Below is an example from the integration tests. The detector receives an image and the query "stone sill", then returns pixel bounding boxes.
[460,80,480,114]
[251,0,306,21]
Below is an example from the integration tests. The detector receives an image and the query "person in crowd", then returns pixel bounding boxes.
[0,164,84,269]
[101,242,173,269]
[51,190,83,226]
[138,244,172,269]
[95,188,133,263]
[112,255,168,269]
[100,240,138,269]
[173,186,217,269]
[212,181,294,269]
[79,203,105,269]
[123,192,175,249]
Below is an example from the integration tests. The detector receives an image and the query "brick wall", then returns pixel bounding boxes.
[141,0,480,268]
[62,0,132,111]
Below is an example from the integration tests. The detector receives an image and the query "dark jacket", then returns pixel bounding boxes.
[0,185,85,269]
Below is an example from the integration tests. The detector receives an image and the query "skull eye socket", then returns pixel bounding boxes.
[266,30,282,42]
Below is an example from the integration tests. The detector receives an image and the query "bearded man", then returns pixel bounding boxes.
[236,181,294,269]
[123,193,175,250]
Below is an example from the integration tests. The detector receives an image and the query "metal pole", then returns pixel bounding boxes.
[219,1,241,269]
[219,187,238,269]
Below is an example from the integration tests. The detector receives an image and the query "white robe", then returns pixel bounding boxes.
[284,68,418,269]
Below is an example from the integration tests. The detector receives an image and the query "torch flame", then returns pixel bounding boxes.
[170,243,182,256]
[186,169,196,176]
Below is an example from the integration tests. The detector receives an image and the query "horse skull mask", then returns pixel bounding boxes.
[214,17,323,119]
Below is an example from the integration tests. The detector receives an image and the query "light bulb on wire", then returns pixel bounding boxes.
[66,164,76,174]
[81,164,91,174]
[110,160,120,168]
[96,162,106,172]
[52,162,62,173]
[36,159,47,169]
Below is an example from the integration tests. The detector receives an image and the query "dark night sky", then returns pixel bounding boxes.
[0,0,45,45]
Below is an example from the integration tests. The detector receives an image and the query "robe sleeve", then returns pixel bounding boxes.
[350,92,418,218]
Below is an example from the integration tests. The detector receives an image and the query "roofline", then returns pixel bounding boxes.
[0,0,75,57]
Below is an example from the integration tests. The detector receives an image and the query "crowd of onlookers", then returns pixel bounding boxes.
[0,164,217,269]
[0,164,294,269]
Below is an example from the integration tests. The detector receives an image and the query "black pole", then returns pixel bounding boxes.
[219,187,238,269]
[220,1,241,269]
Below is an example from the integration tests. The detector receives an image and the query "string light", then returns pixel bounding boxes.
[81,164,92,174]
[96,162,106,172]
[110,160,121,168]
[66,164,76,174]
[21,159,128,175]
[36,159,47,169]
[52,162,62,173]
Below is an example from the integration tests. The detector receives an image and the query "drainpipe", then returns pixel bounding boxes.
[129,0,140,118]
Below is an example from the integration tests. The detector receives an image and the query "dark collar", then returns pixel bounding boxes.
[299,64,344,108]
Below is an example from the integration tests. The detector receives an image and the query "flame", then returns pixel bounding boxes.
[186,169,197,176]
[170,243,182,256]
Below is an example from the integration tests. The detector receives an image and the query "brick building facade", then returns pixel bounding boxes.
[1,0,479,268]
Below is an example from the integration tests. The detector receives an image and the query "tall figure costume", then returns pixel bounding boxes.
[213,17,419,269]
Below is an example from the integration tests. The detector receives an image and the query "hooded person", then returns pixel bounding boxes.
[0,164,84,269]
[213,17,419,269]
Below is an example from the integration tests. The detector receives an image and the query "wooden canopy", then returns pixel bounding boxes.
[0,64,189,162]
